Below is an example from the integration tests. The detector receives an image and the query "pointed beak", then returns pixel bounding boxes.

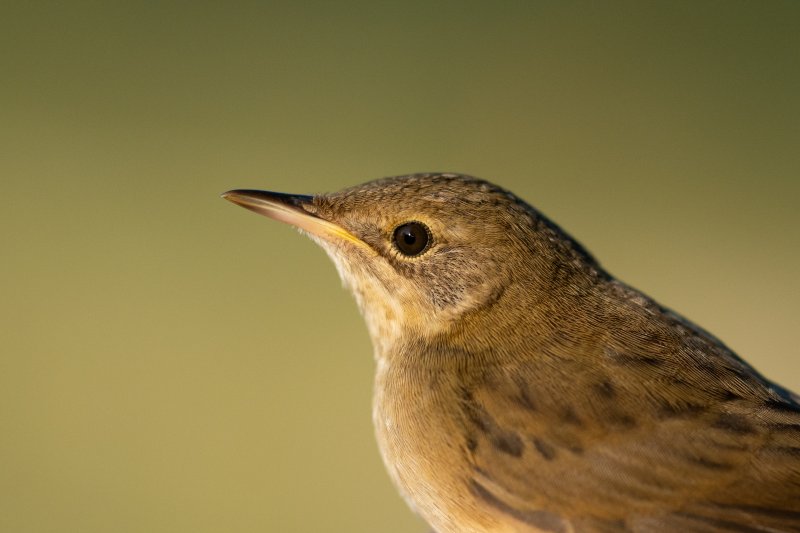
[221,189,368,249]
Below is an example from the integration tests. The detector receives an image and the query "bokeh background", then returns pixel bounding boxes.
[2,2,798,532]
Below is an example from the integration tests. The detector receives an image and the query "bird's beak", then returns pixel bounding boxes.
[222,189,368,249]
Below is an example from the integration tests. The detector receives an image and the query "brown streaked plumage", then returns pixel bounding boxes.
[223,173,800,532]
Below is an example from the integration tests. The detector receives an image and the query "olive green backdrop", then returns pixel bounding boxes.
[1,2,798,532]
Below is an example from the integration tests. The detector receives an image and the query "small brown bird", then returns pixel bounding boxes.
[223,173,800,532]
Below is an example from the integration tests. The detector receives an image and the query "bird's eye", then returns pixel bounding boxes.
[392,222,431,257]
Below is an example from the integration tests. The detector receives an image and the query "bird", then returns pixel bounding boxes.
[222,173,800,533]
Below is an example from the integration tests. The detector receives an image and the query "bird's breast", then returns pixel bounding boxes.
[372,358,517,533]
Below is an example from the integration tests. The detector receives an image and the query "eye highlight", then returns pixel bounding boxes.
[392,222,431,257]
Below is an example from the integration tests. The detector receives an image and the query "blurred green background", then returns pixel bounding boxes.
[1,2,798,532]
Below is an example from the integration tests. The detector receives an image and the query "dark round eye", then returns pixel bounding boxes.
[392,222,431,256]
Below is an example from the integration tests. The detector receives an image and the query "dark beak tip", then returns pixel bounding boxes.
[220,189,314,208]
[221,190,249,207]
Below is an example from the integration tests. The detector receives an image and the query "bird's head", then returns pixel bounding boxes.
[223,173,598,358]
